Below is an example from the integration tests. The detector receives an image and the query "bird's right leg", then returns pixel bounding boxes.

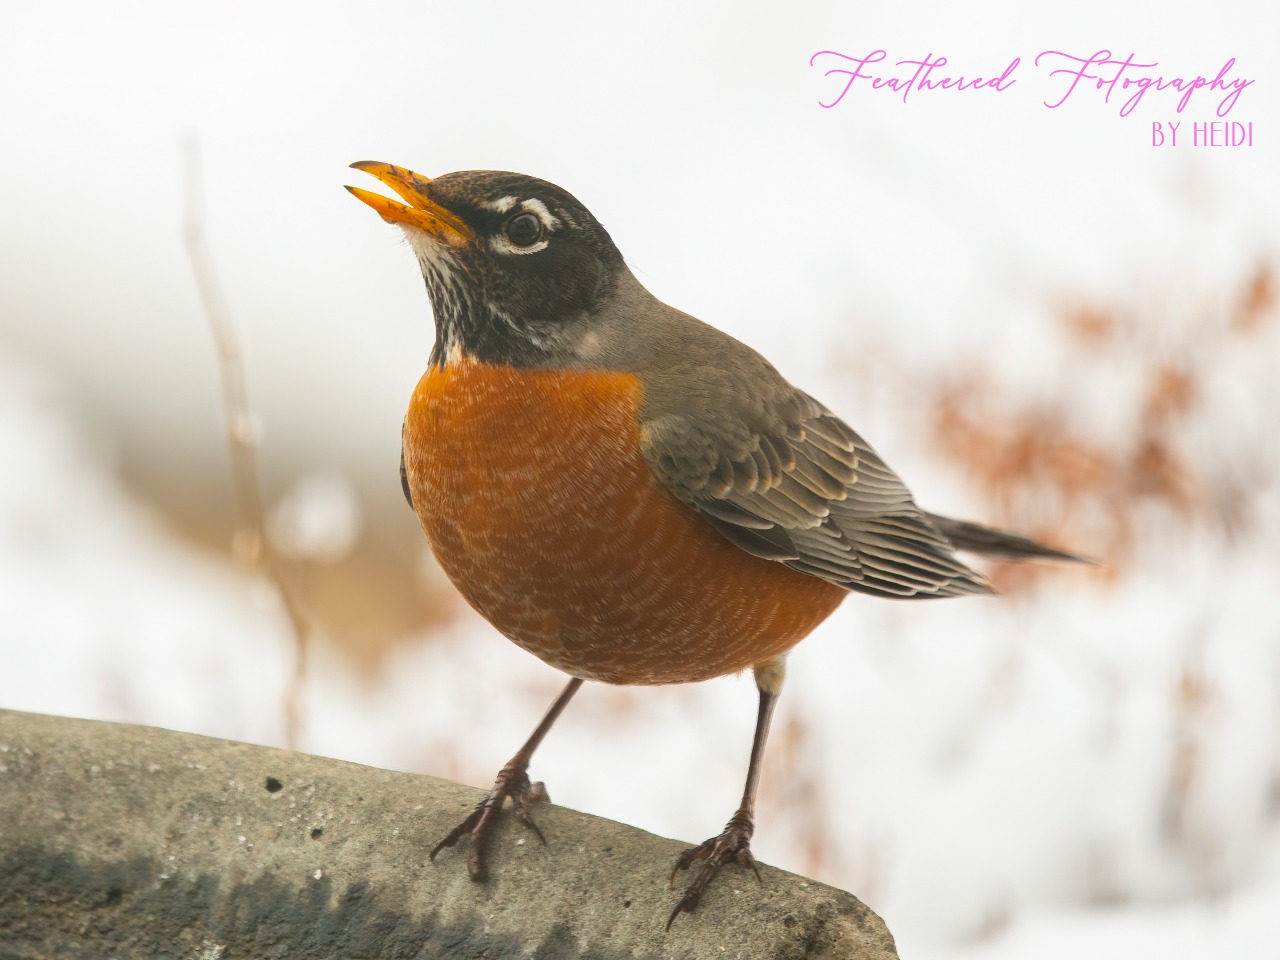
[430,676,583,880]
[666,656,786,927]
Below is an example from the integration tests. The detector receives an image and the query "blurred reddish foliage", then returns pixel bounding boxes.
[1235,267,1275,334]
[928,264,1277,593]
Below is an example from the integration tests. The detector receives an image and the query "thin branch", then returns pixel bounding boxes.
[181,137,310,749]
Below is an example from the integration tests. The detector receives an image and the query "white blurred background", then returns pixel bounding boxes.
[2,2,1278,956]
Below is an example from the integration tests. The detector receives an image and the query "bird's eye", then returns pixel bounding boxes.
[504,212,543,247]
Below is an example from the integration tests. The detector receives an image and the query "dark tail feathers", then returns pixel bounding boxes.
[925,512,1093,564]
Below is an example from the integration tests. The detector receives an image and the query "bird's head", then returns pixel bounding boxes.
[347,162,627,368]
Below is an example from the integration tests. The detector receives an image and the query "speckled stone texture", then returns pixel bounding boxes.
[0,709,898,960]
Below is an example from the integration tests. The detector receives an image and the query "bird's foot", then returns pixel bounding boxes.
[429,762,549,881]
[666,809,762,929]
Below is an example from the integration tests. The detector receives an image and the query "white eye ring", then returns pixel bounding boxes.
[487,198,558,255]
[488,199,555,256]
[504,212,543,247]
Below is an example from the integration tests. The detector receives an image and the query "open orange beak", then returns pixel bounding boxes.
[346,161,475,246]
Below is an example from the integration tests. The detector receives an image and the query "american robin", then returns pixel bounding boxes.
[347,161,1085,927]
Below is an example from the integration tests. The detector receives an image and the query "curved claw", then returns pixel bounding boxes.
[429,807,483,861]
[666,813,760,930]
[429,765,550,881]
[511,801,548,846]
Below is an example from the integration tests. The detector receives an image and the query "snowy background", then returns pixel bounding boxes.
[2,2,1279,957]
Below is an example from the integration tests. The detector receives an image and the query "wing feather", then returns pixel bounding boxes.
[640,402,992,599]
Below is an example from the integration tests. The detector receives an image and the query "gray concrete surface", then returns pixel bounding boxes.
[0,709,898,959]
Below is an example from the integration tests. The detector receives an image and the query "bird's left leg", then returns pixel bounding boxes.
[430,676,583,881]
[667,655,785,928]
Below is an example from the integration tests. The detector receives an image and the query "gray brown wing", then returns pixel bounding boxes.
[400,418,414,510]
[640,397,992,599]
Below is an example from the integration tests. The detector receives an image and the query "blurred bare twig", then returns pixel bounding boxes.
[181,137,310,749]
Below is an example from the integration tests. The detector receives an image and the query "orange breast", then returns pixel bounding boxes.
[403,359,845,685]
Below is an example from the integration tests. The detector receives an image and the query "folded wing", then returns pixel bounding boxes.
[640,395,993,599]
